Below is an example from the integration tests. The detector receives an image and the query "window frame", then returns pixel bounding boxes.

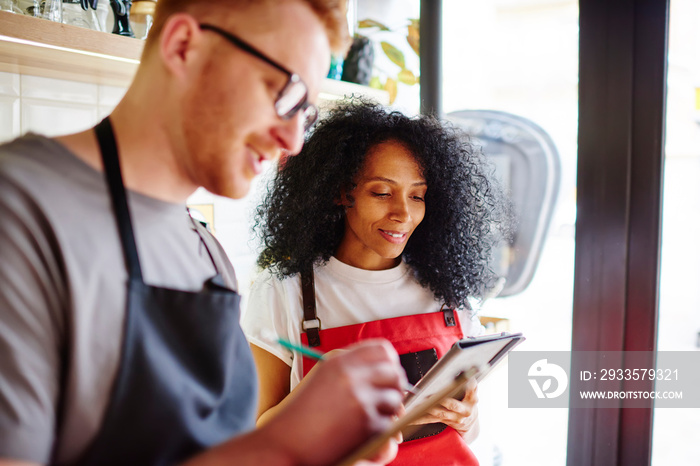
[424,1,669,463]
[568,0,669,464]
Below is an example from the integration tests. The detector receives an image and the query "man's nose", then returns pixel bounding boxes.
[272,112,306,155]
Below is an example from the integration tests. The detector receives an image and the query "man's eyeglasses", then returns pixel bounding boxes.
[200,23,319,131]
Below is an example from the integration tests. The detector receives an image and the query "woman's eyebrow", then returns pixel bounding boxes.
[365,176,427,187]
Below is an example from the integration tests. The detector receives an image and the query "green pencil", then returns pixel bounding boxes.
[276,338,326,360]
[276,337,416,394]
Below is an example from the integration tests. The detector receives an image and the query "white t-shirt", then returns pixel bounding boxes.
[243,257,484,389]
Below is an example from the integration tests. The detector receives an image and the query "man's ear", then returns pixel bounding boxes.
[158,13,203,80]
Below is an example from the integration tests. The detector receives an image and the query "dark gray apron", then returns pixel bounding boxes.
[73,117,257,465]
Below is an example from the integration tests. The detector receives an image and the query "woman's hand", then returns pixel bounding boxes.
[410,380,479,440]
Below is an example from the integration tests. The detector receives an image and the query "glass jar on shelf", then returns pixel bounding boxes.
[17,0,40,16]
[62,0,100,31]
[129,0,154,39]
[40,0,62,22]
[0,0,24,14]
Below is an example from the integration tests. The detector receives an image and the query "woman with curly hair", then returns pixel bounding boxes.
[242,100,510,465]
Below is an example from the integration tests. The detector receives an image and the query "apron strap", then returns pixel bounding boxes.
[95,117,143,281]
[441,297,474,327]
[442,306,456,327]
[186,210,221,276]
[300,267,321,347]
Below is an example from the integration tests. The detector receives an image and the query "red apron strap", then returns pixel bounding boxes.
[300,268,321,347]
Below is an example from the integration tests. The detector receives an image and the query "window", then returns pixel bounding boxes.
[653,0,700,463]
[442,1,579,464]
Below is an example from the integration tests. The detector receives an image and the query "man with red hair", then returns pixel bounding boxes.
[0,1,406,465]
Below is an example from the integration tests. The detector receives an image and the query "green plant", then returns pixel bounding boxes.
[357,18,419,104]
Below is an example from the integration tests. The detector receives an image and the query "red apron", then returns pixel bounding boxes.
[300,310,479,465]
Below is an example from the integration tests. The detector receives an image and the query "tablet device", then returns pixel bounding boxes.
[403,332,525,410]
[336,332,525,465]
[336,369,477,466]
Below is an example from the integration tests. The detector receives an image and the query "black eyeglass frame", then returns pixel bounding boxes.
[199,23,318,129]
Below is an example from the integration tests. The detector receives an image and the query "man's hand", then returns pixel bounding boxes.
[258,339,407,465]
[185,339,406,466]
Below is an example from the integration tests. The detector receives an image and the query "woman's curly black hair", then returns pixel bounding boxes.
[254,99,511,307]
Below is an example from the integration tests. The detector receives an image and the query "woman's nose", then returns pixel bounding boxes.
[389,198,411,222]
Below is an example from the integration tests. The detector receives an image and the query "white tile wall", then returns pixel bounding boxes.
[21,98,98,136]
[0,72,20,143]
[21,74,98,105]
[0,70,263,303]
[0,96,20,142]
[98,84,128,119]
[0,72,128,143]
[0,71,20,96]
[20,74,101,136]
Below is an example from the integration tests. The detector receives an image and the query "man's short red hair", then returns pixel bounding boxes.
[143,0,351,56]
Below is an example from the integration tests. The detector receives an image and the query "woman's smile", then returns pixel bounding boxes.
[379,229,408,243]
[335,139,427,270]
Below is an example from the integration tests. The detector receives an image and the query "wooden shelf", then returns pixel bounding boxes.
[320,77,389,105]
[0,10,143,87]
[480,316,511,334]
[0,10,389,103]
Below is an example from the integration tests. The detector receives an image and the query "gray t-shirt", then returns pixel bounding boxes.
[0,135,239,464]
